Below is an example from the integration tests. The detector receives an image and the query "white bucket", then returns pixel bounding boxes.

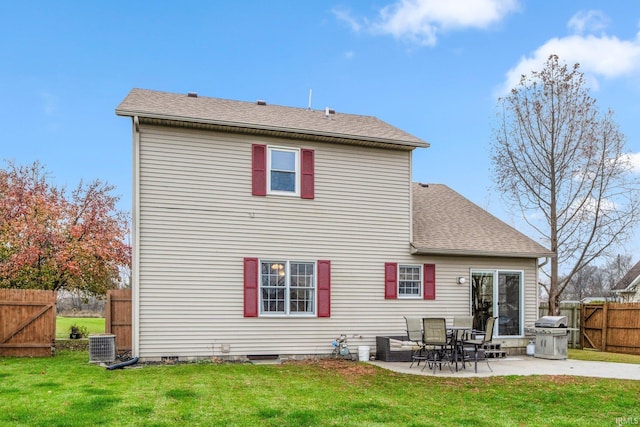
[358,345,370,362]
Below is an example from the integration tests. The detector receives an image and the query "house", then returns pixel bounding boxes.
[116,88,553,361]
[612,260,640,302]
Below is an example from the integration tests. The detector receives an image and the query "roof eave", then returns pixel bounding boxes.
[410,245,554,259]
[116,109,430,149]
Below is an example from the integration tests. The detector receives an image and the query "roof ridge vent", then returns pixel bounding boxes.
[187,92,198,98]
[324,107,335,119]
[256,100,267,106]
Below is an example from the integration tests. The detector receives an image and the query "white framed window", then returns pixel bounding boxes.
[399,264,422,298]
[260,260,315,316]
[267,147,299,196]
[470,270,524,337]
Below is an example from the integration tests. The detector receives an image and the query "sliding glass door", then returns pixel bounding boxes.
[471,270,523,337]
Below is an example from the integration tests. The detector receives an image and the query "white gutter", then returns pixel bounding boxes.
[410,245,555,259]
[115,109,430,149]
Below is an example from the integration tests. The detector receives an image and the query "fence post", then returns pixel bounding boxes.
[602,303,608,352]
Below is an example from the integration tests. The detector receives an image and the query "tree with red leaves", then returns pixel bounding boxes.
[0,161,131,296]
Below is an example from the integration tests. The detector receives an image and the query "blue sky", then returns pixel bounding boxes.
[2,0,640,257]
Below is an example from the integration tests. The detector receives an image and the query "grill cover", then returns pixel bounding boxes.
[534,316,567,328]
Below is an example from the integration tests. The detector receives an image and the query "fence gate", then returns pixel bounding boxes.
[582,303,640,355]
[0,289,57,357]
[106,289,132,354]
[581,304,604,351]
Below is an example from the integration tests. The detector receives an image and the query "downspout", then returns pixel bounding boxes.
[535,257,550,319]
[132,115,140,358]
[408,150,413,247]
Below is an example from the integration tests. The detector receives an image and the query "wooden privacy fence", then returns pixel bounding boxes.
[0,289,57,357]
[582,303,640,355]
[539,302,581,348]
[106,289,132,354]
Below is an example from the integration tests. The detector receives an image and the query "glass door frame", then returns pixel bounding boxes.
[470,269,525,338]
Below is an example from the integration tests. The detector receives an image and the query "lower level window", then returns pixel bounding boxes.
[261,261,315,315]
[399,265,422,298]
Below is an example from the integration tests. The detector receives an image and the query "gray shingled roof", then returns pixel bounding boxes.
[612,259,640,291]
[412,183,553,258]
[116,88,429,149]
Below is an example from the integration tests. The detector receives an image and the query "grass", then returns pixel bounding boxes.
[1,351,639,426]
[569,348,640,364]
[55,317,105,339]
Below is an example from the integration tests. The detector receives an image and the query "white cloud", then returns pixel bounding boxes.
[624,152,640,174]
[332,7,365,33]
[344,51,354,59]
[335,0,520,47]
[497,32,640,95]
[567,10,609,35]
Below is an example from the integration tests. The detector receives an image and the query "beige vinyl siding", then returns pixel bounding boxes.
[135,124,538,359]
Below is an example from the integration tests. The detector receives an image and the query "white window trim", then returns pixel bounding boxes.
[259,259,317,317]
[398,264,423,299]
[470,269,525,338]
[267,146,300,197]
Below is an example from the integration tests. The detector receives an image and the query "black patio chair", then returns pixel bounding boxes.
[422,317,454,374]
[463,316,497,373]
[404,316,426,368]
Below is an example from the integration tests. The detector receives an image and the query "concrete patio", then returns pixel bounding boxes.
[369,357,640,380]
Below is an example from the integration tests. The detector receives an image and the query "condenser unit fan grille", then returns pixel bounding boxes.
[89,334,116,363]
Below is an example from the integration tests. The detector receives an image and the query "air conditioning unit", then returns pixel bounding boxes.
[89,334,116,363]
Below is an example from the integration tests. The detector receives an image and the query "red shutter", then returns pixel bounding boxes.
[301,148,315,199]
[317,260,331,317]
[244,258,259,317]
[385,262,398,299]
[252,144,266,196]
[424,263,436,300]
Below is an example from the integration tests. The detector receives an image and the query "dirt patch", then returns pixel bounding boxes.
[284,358,378,379]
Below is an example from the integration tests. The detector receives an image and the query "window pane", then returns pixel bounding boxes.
[290,289,314,313]
[271,150,295,171]
[290,262,315,313]
[271,171,295,192]
[399,265,421,297]
[262,262,285,287]
[261,262,286,313]
[262,287,285,313]
[498,272,521,336]
[471,272,494,332]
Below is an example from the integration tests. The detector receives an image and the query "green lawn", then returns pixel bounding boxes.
[1,351,639,426]
[56,317,105,339]
[569,348,640,364]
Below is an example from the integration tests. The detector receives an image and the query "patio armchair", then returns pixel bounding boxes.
[422,317,454,374]
[462,316,497,373]
[404,317,426,367]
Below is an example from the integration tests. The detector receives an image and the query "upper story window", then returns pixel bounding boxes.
[399,265,422,298]
[268,147,299,195]
[252,144,315,199]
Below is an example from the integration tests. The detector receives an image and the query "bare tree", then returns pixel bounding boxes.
[602,253,633,298]
[491,55,640,315]
[563,265,601,301]
[563,253,632,301]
